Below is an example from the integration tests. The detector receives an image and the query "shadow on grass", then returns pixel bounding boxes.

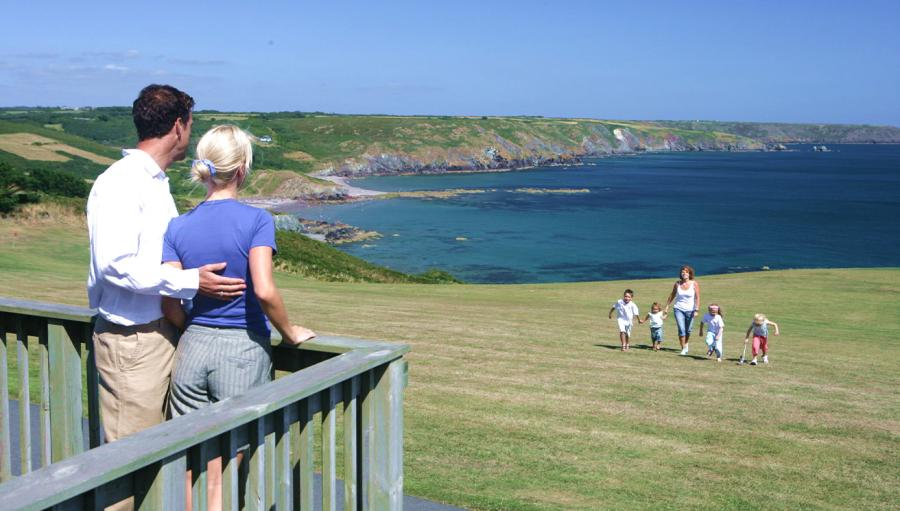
[592,343,714,360]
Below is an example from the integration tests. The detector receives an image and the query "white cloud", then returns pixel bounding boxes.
[104,64,129,72]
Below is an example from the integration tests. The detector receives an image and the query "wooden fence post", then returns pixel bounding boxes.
[370,358,405,510]
[48,320,83,462]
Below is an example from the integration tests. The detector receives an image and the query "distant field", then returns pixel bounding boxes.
[0,133,115,164]
[1,215,898,510]
[194,113,254,121]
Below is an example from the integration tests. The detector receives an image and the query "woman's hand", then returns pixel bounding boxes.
[283,325,316,345]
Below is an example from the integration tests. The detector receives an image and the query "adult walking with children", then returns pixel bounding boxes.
[665,265,700,356]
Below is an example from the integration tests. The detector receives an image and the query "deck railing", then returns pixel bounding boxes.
[0,297,409,510]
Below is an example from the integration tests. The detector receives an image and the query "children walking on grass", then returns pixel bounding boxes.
[699,304,725,362]
[643,302,668,351]
[744,313,780,365]
[609,289,641,351]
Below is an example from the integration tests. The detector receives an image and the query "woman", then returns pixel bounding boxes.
[665,265,700,356]
[161,125,314,508]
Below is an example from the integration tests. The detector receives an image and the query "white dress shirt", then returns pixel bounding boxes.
[87,149,199,326]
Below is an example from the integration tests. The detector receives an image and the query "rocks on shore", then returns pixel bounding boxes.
[274,214,381,245]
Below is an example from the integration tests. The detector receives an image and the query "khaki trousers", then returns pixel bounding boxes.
[92,317,178,443]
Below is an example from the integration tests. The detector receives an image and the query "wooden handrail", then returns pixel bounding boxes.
[0,296,409,510]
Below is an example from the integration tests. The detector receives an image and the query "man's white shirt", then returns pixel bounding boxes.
[87,149,199,326]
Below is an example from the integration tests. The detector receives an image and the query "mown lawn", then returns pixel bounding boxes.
[1,216,898,510]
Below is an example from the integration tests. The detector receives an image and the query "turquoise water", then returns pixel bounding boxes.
[297,145,900,283]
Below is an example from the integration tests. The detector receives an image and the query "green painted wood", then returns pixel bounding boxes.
[191,440,211,511]
[356,371,375,509]
[298,394,318,511]
[133,453,186,511]
[50,495,84,510]
[289,403,302,510]
[0,324,408,510]
[359,369,375,510]
[165,454,188,510]
[276,406,295,510]
[247,417,265,511]
[222,430,240,511]
[343,376,359,511]
[322,386,338,511]
[38,325,50,468]
[48,320,84,462]
[0,322,11,482]
[263,414,276,509]
[15,318,31,474]
[371,360,405,510]
[84,323,101,449]
[0,298,94,324]
[92,475,133,511]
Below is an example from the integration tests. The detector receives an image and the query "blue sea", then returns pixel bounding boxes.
[297,145,900,283]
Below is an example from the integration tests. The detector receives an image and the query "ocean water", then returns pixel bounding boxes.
[296,145,900,283]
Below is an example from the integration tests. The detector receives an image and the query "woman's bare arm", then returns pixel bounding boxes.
[665,284,677,311]
[248,246,315,345]
[693,280,701,316]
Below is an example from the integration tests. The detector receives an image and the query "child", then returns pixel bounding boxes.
[609,289,641,351]
[744,313,780,365]
[643,302,668,351]
[699,303,724,362]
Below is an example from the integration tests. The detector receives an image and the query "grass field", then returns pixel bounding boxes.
[0,133,115,164]
[1,216,898,510]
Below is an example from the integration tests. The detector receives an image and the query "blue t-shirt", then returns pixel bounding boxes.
[163,199,276,336]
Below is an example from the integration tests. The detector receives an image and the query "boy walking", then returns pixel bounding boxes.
[609,289,641,351]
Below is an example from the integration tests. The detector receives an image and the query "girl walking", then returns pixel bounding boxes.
[699,304,725,362]
[643,302,668,351]
[744,313,780,365]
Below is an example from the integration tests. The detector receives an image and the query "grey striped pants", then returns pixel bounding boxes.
[168,324,273,418]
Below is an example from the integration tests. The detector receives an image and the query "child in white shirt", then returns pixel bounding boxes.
[609,289,641,351]
[642,302,668,351]
[699,303,725,362]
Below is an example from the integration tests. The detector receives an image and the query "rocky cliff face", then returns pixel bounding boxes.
[323,124,761,177]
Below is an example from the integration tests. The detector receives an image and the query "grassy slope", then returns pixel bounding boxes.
[652,120,900,143]
[1,219,898,510]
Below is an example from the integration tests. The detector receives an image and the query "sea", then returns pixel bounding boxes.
[296,144,900,283]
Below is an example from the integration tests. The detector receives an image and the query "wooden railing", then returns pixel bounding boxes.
[0,297,409,510]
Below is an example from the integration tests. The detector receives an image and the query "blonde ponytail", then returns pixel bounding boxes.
[190,125,253,186]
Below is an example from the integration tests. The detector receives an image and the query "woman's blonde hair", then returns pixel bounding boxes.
[190,125,253,186]
[754,313,767,325]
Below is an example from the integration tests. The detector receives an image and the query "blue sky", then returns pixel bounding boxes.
[2,1,898,125]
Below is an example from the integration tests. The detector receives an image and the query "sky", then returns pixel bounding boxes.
[1,1,898,125]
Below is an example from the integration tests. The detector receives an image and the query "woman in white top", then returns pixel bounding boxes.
[665,265,700,356]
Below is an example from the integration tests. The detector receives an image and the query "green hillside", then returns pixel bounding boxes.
[0,108,759,180]
[652,120,900,143]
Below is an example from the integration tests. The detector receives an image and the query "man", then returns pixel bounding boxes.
[87,84,246,442]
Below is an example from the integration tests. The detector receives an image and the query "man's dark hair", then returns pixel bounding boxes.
[132,84,195,141]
